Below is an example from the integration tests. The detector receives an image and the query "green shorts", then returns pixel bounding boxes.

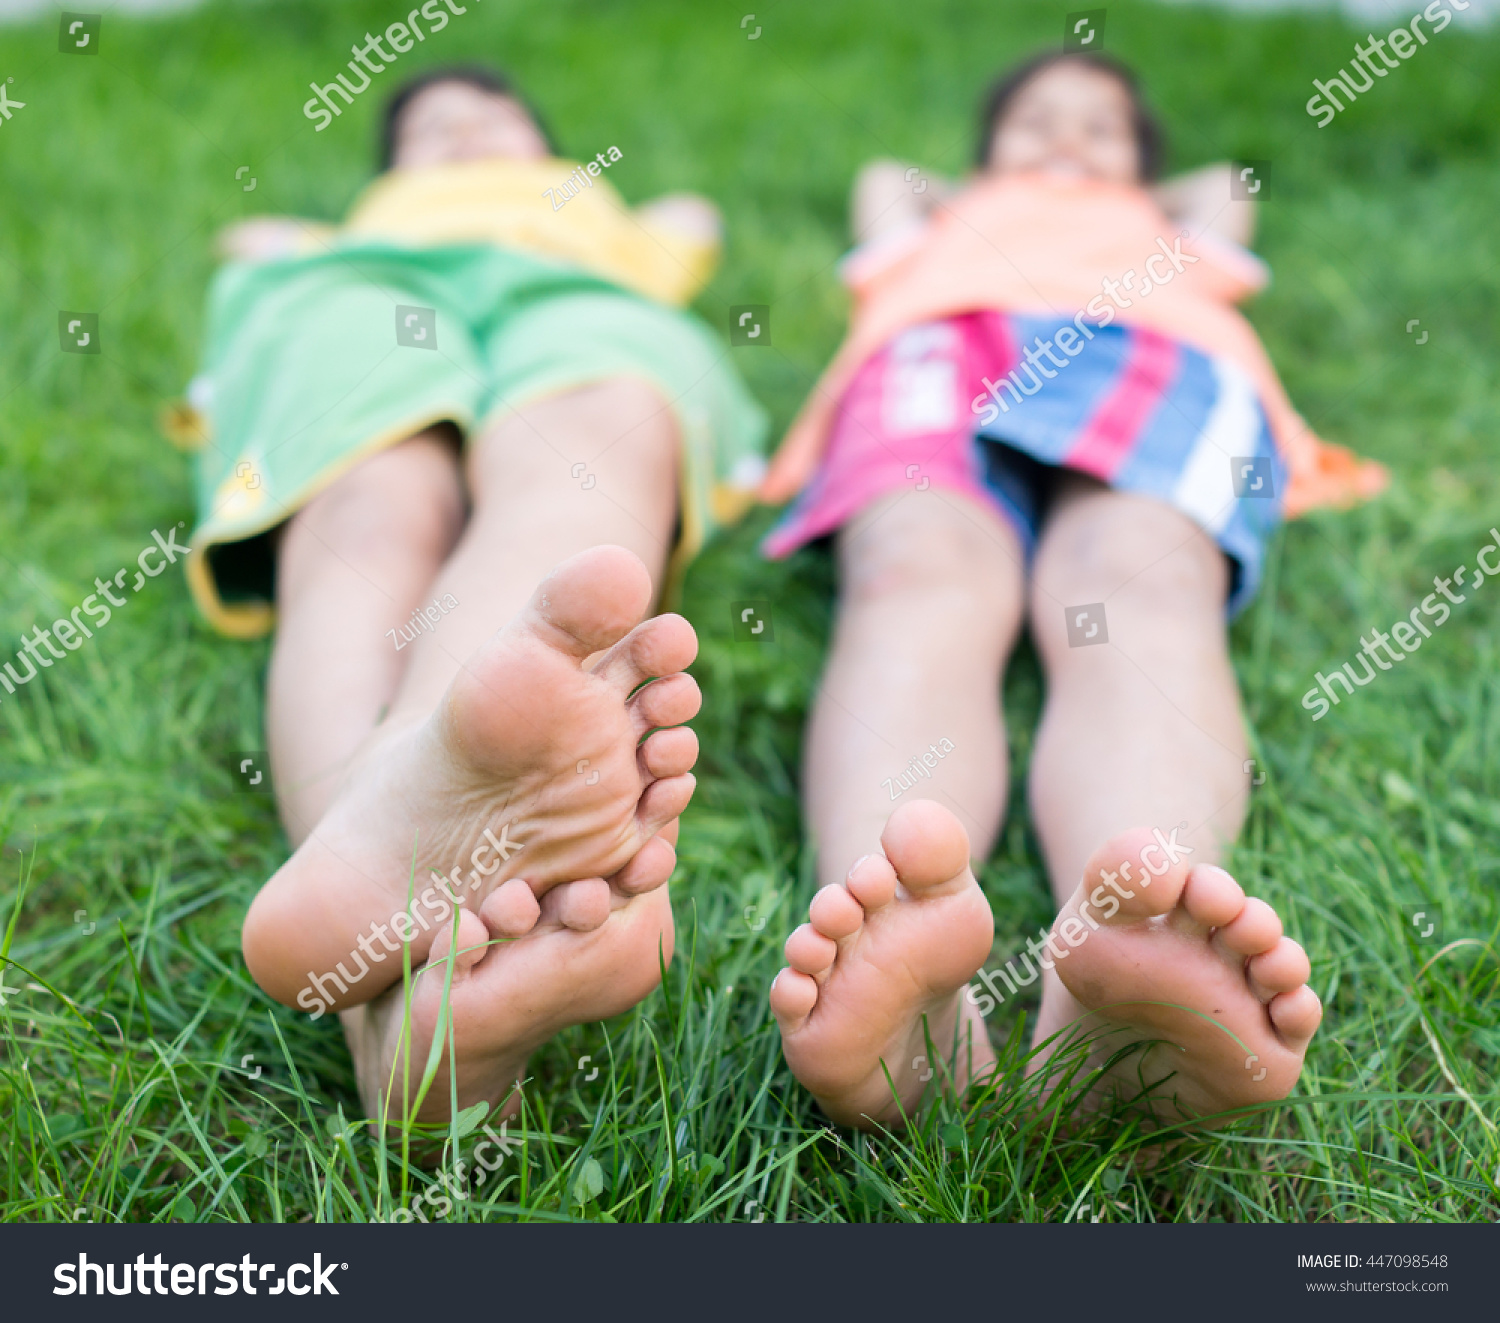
[185,242,768,636]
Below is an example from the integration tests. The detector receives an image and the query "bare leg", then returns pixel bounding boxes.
[386,379,680,724]
[268,378,679,846]
[342,379,692,1121]
[267,429,466,843]
[773,476,1321,1130]
[1026,477,1249,1044]
[773,491,1025,1123]
[1024,478,1320,1121]
[244,378,692,1016]
[804,490,1026,884]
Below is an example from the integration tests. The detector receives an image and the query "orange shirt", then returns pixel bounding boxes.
[762,173,1385,518]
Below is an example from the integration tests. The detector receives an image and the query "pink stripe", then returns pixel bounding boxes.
[1063,328,1179,481]
[971,310,1020,399]
[764,313,1016,560]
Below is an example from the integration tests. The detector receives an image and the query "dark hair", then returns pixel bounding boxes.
[975,51,1164,180]
[379,65,557,169]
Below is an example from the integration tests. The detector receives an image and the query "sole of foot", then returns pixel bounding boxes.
[243,545,700,1013]
[769,800,995,1129]
[1036,827,1322,1130]
[347,821,679,1125]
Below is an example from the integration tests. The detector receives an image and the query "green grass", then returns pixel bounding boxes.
[2,0,1499,1223]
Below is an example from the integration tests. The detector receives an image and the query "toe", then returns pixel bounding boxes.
[635,773,696,837]
[590,613,698,696]
[808,884,864,940]
[1212,897,1283,957]
[784,923,837,976]
[1269,984,1322,1050]
[844,854,898,911]
[879,800,971,895]
[541,878,611,932]
[638,726,700,781]
[526,546,654,660]
[1248,937,1311,1002]
[427,908,492,973]
[1079,827,1198,922]
[627,672,702,736]
[480,877,541,938]
[607,833,677,896]
[769,967,818,1026]
[1178,864,1246,930]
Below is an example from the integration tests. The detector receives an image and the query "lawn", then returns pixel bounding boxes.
[1,0,1498,1223]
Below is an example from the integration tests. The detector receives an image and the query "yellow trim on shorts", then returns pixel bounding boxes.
[187,406,471,639]
[186,367,729,635]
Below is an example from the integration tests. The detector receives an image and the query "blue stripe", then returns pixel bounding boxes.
[980,317,1133,463]
[1110,345,1211,494]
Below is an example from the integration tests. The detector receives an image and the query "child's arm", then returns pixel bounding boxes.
[635,193,723,247]
[1151,162,1256,248]
[631,193,723,305]
[849,158,956,245]
[215,217,333,262]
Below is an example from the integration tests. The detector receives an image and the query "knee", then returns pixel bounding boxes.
[580,378,679,451]
[570,379,679,488]
[1034,497,1227,619]
[469,378,678,501]
[1030,497,1228,659]
[838,496,1024,622]
[298,431,465,564]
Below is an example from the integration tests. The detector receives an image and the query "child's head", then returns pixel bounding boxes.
[976,52,1162,185]
[381,66,555,170]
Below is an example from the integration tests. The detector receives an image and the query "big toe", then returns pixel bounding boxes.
[592,612,699,697]
[1080,827,1193,922]
[879,800,972,895]
[526,545,655,660]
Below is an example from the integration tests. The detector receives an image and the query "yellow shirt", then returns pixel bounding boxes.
[340,157,717,307]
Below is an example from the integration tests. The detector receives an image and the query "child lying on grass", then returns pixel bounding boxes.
[177,66,765,1127]
[759,51,1385,1131]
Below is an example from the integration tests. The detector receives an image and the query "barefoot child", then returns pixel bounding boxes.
[762,53,1385,1130]
[176,67,765,1125]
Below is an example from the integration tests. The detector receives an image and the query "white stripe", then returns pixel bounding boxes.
[1170,359,1261,536]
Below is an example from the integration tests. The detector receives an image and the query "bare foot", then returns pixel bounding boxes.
[242,546,701,1013]
[346,825,679,1124]
[769,801,995,1128]
[1033,828,1323,1128]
